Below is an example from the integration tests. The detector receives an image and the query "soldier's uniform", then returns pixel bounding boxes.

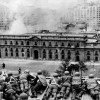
[60,71,71,99]
[46,73,61,99]
[72,72,81,99]
[86,74,97,99]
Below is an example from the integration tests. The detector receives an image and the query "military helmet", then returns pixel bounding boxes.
[37,70,42,75]
[74,72,80,76]
[19,93,28,99]
[64,71,69,75]
[24,69,30,73]
[8,72,13,76]
[53,73,58,77]
[89,74,94,78]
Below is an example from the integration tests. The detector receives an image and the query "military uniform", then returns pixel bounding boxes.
[46,73,61,99]
[60,71,72,99]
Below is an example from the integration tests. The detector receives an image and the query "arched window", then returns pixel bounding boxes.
[10,48,13,57]
[10,41,13,45]
[76,43,80,47]
[55,50,58,59]
[43,49,46,59]
[27,49,30,58]
[21,41,24,45]
[61,50,65,60]
[75,51,80,61]
[67,50,71,60]
[95,51,98,56]
[49,42,52,47]
[5,48,8,57]
[86,51,90,61]
[15,48,19,57]
[49,50,52,59]
[21,48,24,57]
[5,41,7,45]
[55,42,58,47]
[27,41,29,45]
[68,43,71,47]
[43,42,46,46]
[16,41,18,45]
[34,42,37,46]
[95,51,99,61]
[21,48,24,52]
[61,43,65,47]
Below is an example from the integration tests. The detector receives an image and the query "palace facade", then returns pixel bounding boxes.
[0,31,100,62]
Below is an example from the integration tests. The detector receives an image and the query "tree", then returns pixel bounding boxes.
[55,59,69,76]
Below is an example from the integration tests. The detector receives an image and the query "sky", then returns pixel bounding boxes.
[0,0,79,12]
[0,0,98,34]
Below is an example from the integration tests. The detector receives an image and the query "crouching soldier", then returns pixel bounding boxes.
[72,72,81,100]
[60,71,71,99]
[46,73,61,99]
[86,74,97,99]
[31,70,47,98]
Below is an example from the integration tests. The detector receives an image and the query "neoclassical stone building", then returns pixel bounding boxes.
[0,31,100,62]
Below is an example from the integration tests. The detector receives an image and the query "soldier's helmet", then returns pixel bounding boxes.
[37,70,42,75]
[8,72,13,76]
[64,71,69,75]
[24,69,30,74]
[74,72,80,76]
[89,74,94,78]
[19,92,28,100]
[53,73,58,77]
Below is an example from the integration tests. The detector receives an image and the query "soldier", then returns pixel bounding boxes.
[86,74,97,99]
[5,72,17,85]
[20,69,30,92]
[72,72,81,99]
[46,73,61,99]
[60,71,71,99]
[31,70,47,98]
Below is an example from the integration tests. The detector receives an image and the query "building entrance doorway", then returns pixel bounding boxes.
[34,50,38,59]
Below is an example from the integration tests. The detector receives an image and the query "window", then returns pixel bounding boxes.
[16,41,18,45]
[49,42,52,47]
[10,48,13,57]
[21,41,24,45]
[76,43,80,47]
[61,43,65,47]
[68,43,71,47]
[5,41,7,45]
[10,41,13,45]
[61,50,65,60]
[21,48,24,52]
[75,51,80,61]
[95,51,98,56]
[86,51,90,61]
[55,50,58,59]
[49,50,52,59]
[5,48,8,57]
[55,42,58,47]
[43,42,46,46]
[67,50,71,60]
[95,51,99,61]
[15,48,19,57]
[43,49,46,59]
[27,41,30,45]
[27,49,30,58]
[34,42,37,46]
